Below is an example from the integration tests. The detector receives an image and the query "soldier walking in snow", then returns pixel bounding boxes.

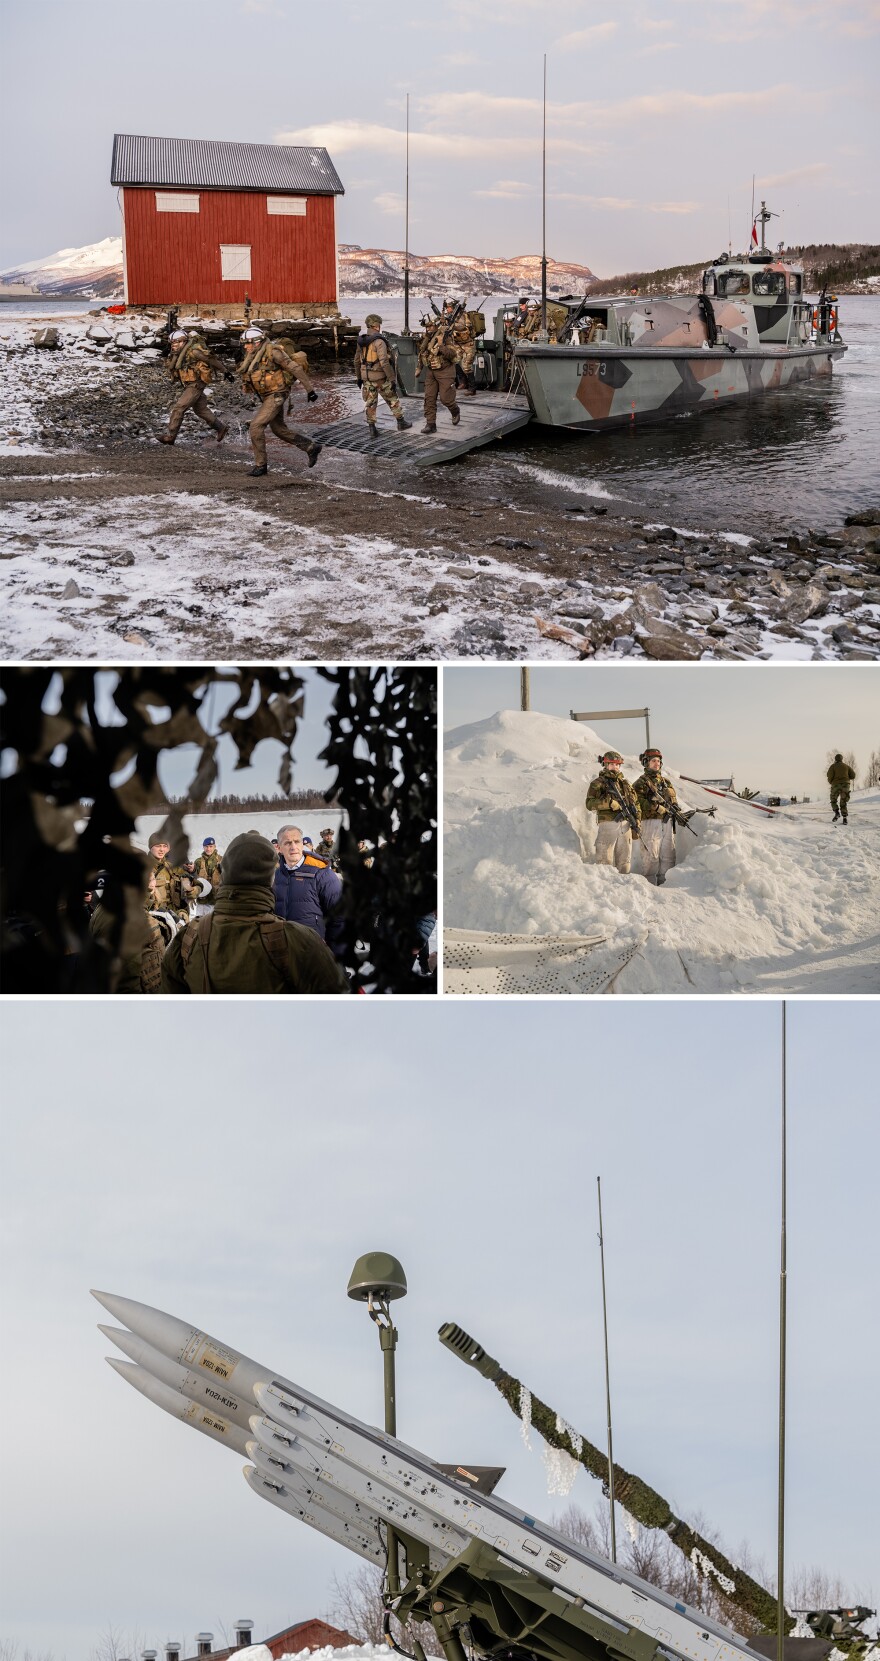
[634,749,679,885]
[827,752,856,823]
[586,751,641,874]
[159,328,232,446]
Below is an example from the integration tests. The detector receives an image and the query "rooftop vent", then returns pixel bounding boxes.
[197,1638,213,1657]
[235,1626,254,1650]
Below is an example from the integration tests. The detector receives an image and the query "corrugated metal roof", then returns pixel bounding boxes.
[111,134,344,195]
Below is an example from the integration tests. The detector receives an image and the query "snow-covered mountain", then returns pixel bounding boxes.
[0,236,595,300]
[0,237,123,297]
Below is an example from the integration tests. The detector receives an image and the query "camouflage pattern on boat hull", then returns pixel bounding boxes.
[515,341,845,432]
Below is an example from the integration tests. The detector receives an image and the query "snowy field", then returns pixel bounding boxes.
[443,710,880,993]
[134,809,345,856]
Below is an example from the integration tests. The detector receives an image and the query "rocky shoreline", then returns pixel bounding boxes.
[1,326,878,662]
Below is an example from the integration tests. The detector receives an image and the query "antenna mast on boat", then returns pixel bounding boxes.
[777,1003,788,1661]
[541,53,548,333]
[403,93,411,336]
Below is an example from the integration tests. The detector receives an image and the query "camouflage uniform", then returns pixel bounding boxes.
[586,768,641,874]
[513,304,540,340]
[827,757,856,820]
[241,338,317,469]
[162,890,347,993]
[193,850,223,909]
[634,771,678,884]
[353,327,405,429]
[149,857,192,922]
[452,312,478,394]
[418,321,460,430]
[164,335,229,443]
[89,901,166,993]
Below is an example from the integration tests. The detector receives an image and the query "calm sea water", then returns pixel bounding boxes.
[361,293,880,535]
[5,291,877,533]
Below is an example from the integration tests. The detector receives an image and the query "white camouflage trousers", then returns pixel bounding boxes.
[595,821,633,873]
[637,818,676,885]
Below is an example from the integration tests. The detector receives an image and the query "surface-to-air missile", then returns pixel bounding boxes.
[94,1289,813,1661]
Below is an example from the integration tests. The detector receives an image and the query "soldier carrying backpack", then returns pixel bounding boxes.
[159,328,233,446]
[239,326,323,477]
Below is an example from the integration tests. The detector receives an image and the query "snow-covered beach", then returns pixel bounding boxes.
[444,710,880,993]
[2,309,879,663]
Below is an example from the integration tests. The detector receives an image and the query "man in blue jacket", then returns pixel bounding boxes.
[274,824,344,957]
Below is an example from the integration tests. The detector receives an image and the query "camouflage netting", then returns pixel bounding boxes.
[491,1369,787,1634]
[0,666,436,995]
[319,665,437,993]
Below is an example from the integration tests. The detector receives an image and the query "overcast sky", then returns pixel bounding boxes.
[1,1000,876,1660]
[1,0,876,273]
[443,664,877,798]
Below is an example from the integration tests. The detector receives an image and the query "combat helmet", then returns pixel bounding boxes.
[364,313,382,328]
[640,748,663,767]
[600,750,623,765]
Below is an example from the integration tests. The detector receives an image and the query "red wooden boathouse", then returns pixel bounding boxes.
[111,133,345,312]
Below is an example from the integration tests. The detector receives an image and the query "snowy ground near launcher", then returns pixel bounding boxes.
[444,710,880,995]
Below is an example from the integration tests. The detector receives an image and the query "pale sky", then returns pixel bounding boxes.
[1,0,877,273]
[1,1001,877,1660]
[443,664,878,799]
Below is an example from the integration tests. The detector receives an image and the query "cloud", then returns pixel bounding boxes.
[276,119,592,160]
[473,180,535,199]
[550,193,700,214]
[440,51,478,65]
[373,192,406,217]
[554,19,618,48]
[754,162,831,189]
[640,40,680,54]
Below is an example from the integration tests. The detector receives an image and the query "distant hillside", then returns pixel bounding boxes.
[588,243,880,297]
[0,236,595,302]
[337,245,595,297]
[0,236,124,298]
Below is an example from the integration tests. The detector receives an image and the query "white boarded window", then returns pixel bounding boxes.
[155,191,200,213]
[220,244,252,282]
[267,195,307,216]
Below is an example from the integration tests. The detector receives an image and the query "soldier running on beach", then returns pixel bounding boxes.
[239,326,322,477]
[159,328,232,446]
[353,314,412,440]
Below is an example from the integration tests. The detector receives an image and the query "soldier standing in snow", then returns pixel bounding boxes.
[586,751,641,873]
[634,749,679,885]
[159,328,232,446]
[827,753,856,823]
[192,837,223,913]
[146,833,192,921]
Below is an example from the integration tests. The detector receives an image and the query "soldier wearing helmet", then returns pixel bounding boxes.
[585,750,640,873]
[238,325,322,477]
[159,327,232,447]
[353,314,412,439]
[634,749,679,885]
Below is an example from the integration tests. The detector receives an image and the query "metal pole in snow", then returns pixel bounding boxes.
[598,1175,617,1563]
[521,667,531,711]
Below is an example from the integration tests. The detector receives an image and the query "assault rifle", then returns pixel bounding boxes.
[641,777,716,836]
[602,776,654,865]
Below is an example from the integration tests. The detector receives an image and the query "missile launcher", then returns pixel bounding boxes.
[94,1289,775,1661]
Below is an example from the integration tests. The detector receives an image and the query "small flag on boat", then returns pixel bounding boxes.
[751,220,759,249]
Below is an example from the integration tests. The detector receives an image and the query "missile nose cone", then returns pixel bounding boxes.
[106,1356,134,1377]
[91,1289,127,1319]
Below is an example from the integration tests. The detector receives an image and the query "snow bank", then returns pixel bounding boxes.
[239,1646,385,1661]
[443,710,880,993]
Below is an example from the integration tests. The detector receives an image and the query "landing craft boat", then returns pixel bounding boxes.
[391,205,846,439]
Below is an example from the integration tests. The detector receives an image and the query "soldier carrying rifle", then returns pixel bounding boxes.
[586,751,642,873]
[239,325,322,477]
[417,299,463,435]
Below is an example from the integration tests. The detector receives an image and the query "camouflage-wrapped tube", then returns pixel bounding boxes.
[438,1322,789,1635]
